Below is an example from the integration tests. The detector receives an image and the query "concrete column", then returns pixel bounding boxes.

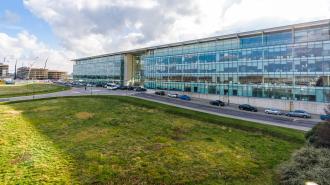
[124,54,134,85]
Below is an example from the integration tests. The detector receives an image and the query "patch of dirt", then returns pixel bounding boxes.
[145,143,168,151]
[171,126,189,141]
[11,152,32,165]
[75,112,94,120]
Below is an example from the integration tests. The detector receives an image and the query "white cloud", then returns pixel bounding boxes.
[23,0,200,55]
[0,31,74,73]
[2,0,329,73]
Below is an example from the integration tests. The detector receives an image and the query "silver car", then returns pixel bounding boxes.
[286,110,311,118]
[167,93,179,98]
[264,108,283,115]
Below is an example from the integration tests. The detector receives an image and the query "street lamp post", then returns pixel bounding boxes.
[227,81,232,105]
[227,82,230,105]
[90,85,93,96]
[14,59,18,80]
[32,81,35,100]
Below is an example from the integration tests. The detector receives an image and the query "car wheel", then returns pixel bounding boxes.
[303,115,307,118]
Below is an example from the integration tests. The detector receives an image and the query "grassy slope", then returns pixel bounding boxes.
[0,83,70,98]
[0,96,305,185]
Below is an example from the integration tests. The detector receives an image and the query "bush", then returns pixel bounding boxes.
[278,146,330,185]
[306,122,330,148]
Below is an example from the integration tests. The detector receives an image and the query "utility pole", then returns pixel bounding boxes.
[14,59,17,80]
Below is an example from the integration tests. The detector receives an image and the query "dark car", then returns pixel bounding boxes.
[118,85,127,90]
[95,83,104,87]
[209,100,225,106]
[127,86,135,91]
[238,104,258,112]
[135,87,147,92]
[155,91,165,95]
[320,114,330,121]
[179,95,191,101]
[286,110,311,118]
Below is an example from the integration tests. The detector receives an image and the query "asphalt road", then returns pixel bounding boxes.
[134,93,319,131]
[0,87,320,131]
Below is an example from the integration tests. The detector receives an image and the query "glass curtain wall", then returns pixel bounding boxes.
[73,55,124,84]
[142,23,330,103]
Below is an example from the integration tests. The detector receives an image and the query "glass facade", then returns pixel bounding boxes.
[141,23,330,103]
[72,20,330,104]
[73,55,124,83]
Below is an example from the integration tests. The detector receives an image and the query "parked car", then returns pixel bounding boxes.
[118,85,128,90]
[286,110,311,118]
[238,104,258,112]
[105,83,117,88]
[179,95,191,101]
[320,114,330,121]
[95,83,104,87]
[135,87,147,92]
[168,93,179,98]
[5,79,15,84]
[107,85,120,90]
[209,100,225,106]
[264,108,283,115]
[155,91,165,96]
[127,86,135,91]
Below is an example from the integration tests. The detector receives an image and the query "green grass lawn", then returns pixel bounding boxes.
[0,83,70,98]
[0,96,305,184]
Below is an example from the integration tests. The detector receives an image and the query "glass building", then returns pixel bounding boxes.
[73,19,330,112]
[73,55,124,83]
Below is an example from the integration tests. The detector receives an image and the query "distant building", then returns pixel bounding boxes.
[17,67,67,80]
[0,63,9,79]
[48,70,68,80]
[17,67,48,80]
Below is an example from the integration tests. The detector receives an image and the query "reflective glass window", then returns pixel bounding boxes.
[265,31,292,45]
[240,35,262,48]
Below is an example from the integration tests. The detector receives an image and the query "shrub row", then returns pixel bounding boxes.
[279,122,330,185]
[279,146,330,185]
[306,122,330,148]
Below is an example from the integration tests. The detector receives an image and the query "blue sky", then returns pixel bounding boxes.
[0,0,329,73]
[0,0,58,47]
